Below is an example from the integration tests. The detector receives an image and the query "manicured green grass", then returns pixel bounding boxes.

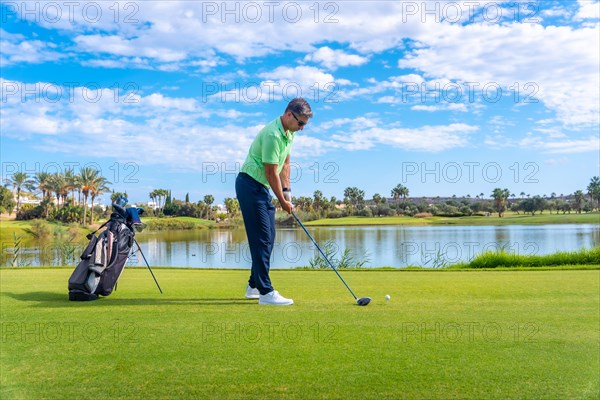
[0,217,216,242]
[306,212,600,226]
[1,268,598,399]
[143,216,216,230]
[0,220,89,243]
[305,215,437,226]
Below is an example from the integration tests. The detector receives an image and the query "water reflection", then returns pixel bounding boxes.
[4,224,599,268]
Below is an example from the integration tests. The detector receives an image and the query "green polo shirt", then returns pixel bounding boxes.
[240,117,295,187]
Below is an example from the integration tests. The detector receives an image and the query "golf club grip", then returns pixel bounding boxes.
[292,212,357,299]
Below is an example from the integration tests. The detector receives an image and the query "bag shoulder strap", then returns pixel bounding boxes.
[86,220,110,240]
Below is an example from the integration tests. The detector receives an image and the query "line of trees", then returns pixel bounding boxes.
[4,171,598,224]
[286,177,600,220]
[154,190,219,220]
[3,168,111,224]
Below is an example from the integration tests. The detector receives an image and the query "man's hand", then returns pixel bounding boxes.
[281,200,294,214]
[283,190,292,202]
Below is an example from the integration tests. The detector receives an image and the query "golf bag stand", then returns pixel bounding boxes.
[132,237,163,294]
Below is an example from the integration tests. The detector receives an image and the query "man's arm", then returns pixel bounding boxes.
[279,154,290,190]
[279,154,292,201]
[264,163,293,213]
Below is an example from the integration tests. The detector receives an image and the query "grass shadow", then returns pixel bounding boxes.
[1,291,257,308]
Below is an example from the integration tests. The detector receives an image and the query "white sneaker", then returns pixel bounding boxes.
[259,290,294,306]
[245,285,260,299]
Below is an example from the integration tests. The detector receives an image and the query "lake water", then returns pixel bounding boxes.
[6,224,599,268]
[130,224,599,268]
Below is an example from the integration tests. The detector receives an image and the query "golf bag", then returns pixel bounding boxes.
[68,202,143,301]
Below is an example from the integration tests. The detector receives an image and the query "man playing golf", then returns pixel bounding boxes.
[236,98,312,305]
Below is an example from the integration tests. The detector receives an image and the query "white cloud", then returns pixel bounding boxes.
[208,66,353,103]
[533,127,567,139]
[74,34,188,62]
[8,2,433,67]
[519,135,599,154]
[0,29,65,66]
[304,47,369,70]
[399,22,600,126]
[377,96,400,104]
[319,117,381,131]
[339,74,427,101]
[1,79,480,170]
[317,118,478,152]
[575,0,600,19]
[411,103,467,112]
[540,6,573,19]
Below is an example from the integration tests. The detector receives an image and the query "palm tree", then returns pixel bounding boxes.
[158,189,169,213]
[34,172,51,200]
[391,184,409,203]
[491,188,510,218]
[224,197,240,217]
[344,187,365,214]
[49,172,70,208]
[372,193,383,205]
[89,175,111,224]
[5,172,34,213]
[79,167,101,225]
[149,190,158,213]
[587,176,600,211]
[65,168,78,204]
[313,190,325,211]
[34,172,52,218]
[203,194,214,219]
[150,189,169,214]
[573,190,585,214]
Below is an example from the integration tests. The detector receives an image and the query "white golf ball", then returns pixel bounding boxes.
[385,294,391,301]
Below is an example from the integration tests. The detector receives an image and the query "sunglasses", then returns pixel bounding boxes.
[291,112,306,127]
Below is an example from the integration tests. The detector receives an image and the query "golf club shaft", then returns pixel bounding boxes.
[134,238,163,294]
[292,212,357,300]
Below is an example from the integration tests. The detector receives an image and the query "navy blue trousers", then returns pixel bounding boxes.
[235,173,275,295]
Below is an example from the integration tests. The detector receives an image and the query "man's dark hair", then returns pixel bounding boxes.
[285,98,313,118]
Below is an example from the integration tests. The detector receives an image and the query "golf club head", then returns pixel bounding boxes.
[356,297,371,306]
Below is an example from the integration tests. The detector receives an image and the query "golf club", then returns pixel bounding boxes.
[292,212,371,306]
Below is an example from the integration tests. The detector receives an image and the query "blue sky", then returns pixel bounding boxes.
[1,0,599,206]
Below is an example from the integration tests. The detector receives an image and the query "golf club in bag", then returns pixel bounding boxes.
[292,212,371,306]
[68,197,162,301]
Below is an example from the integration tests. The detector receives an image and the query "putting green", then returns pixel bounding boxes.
[1,268,598,399]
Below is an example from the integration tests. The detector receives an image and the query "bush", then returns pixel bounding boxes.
[16,204,44,220]
[0,186,16,214]
[356,207,373,217]
[432,204,462,217]
[397,203,419,217]
[459,205,474,216]
[375,205,394,216]
[26,219,52,240]
[52,204,84,224]
[327,210,344,219]
[414,212,433,218]
[462,247,600,268]
[145,218,198,230]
